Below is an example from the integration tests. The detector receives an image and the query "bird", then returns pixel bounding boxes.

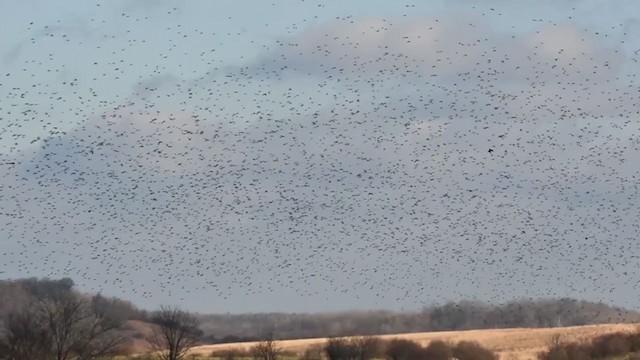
[0,0,638,321]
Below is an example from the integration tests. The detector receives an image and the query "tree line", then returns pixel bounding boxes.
[1,277,639,359]
[196,299,640,342]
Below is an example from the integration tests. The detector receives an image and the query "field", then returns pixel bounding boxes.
[187,323,640,360]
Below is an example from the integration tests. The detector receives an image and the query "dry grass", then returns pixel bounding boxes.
[189,323,640,360]
[122,320,155,354]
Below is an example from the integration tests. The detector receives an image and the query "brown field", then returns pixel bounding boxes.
[188,323,640,360]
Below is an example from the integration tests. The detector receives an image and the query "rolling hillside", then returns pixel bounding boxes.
[189,323,640,360]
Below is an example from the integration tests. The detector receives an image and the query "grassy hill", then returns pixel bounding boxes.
[189,323,640,360]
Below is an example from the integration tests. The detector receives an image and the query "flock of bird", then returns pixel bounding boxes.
[1,1,640,312]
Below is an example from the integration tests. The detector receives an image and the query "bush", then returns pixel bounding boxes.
[325,337,358,360]
[538,332,611,360]
[589,333,630,358]
[130,354,157,360]
[539,334,570,360]
[538,343,590,360]
[628,332,640,353]
[301,344,325,360]
[211,347,251,360]
[538,331,640,360]
[382,338,424,360]
[423,340,453,360]
[452,341,498,360]
[353,336,383,360]
[280,349,299,358]
[251,340,283,360]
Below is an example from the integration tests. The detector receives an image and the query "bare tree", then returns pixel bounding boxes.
[352,336,382,360]
[73,294,130,359]
[39,293,128,360]
[2,309,51,360]
[39,294,92,360]
[251,328,283,360]
[1,292,127,360]
[148,305,202,360]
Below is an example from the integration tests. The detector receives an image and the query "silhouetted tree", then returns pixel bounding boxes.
[148,305,201,360]
[2,309,50,360]
[0,289,127,360]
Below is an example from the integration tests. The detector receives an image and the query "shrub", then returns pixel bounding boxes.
[628,332,640,353]
[251,340,283,360]
[302,344,325,360]
[538,343,590,360]
[211,347,251,360]
[537,334,590,360]
[131,354,157,360]
[539,334,570,360]
[382,338,424,360]
[423,340,453,360]
[452,341,497,360]
[280,349,299,358]
[353,336,383,360]
[589,333,630,358]
[325,337,358,360]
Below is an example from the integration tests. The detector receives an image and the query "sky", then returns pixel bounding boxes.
[1,0,640,314]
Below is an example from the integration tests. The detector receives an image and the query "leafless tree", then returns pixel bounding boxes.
[147,305,202,360]
[352,336,382,360]
[73,295,130,359]
[2,309,51,360]
[1,292,127,360]
[251,328,283,360]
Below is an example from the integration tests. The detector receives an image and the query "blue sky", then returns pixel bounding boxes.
[1,0,640,314]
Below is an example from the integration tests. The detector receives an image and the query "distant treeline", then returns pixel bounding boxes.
[195,299,640,343]
[1,277,639,346]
